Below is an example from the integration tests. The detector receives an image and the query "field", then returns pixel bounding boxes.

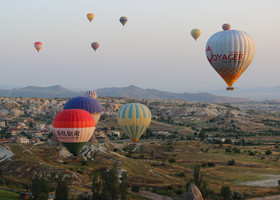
[0,190,19,200]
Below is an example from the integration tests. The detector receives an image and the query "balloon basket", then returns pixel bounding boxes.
[226,87,234,91]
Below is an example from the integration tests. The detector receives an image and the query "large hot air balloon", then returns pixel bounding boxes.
[85,90,97,99]
[117,103,151,143]
[53,109,95,156]
[191,29,201,41]
[34,42,42,52]
[87,13,95,22]
[64,96,102,125]
[119,16,128,26]
[205,24,255,90]
[91,42,99,52]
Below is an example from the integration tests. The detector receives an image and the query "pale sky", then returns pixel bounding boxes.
[1,0,280,93]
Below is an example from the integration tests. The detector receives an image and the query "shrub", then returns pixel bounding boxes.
[278,180,280,186]
[175,172,186,177]
[169,158,176,163]
[76,170,83,174]
[175,189,184,195]
[228,159,235,166]
[113,148,119,152]
[233,148,241,153]
[80,160,87,166]
[244,192,252,198]
[131,186,140,193]
[62,161,68,165]
[221,186,232,200]
[201,163,207,168]
[225,147,232,153]
[166,185,173,190]
[232,190,243,199]
[249,151,255,156]
[125,153,132,158]
[265,150,272,155]
[207,162,215,167]
[261,157,265,160]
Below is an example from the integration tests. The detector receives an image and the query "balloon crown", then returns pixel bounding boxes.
[222,24,231,31]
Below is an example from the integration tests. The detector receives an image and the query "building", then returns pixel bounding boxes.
[0,121,6,127]
[0,138,12,144]
[32,131,43,138]
[16,137,30,144]
[109,131,121,138]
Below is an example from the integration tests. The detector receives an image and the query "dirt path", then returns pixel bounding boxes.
[139,191,174,200]
[241,174,280,187]
[248,194,280,200]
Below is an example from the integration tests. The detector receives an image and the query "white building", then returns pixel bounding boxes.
[18,137,30,144]
[109,131,121,138]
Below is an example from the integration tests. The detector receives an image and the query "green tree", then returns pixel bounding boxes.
[265,150,272,155]
[31,176,49,200]
[221,186,232,200]
[92,171,103,200]
[55,175,69,200]
[119,172,128,200]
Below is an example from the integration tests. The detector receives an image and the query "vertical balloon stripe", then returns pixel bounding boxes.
[128,104,134,119]
[122,104,129,119]
[138,125,145,137]
[135,125,140,138]
[129,125,134,139]
[124,125,130,138]
[139,104,146,118]
[135,104,140,118]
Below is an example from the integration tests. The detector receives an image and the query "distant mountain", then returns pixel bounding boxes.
[0,85,82,98]
[211,85,280,100]
[0,85,250,103]
[96,85,250,103]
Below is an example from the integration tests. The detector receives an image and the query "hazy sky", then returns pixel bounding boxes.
[1,0,280,93]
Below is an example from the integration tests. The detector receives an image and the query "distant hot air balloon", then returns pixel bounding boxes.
[191,29,201,41]
[205,24,255,91]
[34,42,43,52]
[85,90,97,99]
[91,42,99,52]
[64,96,102,125]
[87,13,95,22]
[53,109,95,156]
[119,16,128,26]
[117,103,151,143]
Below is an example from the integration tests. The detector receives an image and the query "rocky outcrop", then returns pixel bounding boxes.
[186,184,203,200]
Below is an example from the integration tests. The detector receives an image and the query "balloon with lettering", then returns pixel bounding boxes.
[117,103,151,143]
[205,24,255,90]
[85,90,97,99]
[64,96,102,125]
[91,42,99,52]
[119,16,128,26]
[191,29,201,41]
[34,42,43,52]
[87,13,95,22]
[53,109,95,156]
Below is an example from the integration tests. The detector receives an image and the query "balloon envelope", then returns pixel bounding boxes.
[119,16,128,26]
[191,29,201,41]
[87,13,95,22]
[53,109,95,155]
[85,90,97,99]
[64,96,102,125]
[117,103,151,143]
[205,24,255,90]
[91,42,99,51]
[34,42,42,52]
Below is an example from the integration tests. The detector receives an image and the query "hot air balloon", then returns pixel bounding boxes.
[64,96,102,125]
[119,16,128,26]
[34,42,43,52]
[117,103,151,143]
[91,42,99,52]
[87,13,95,22]
[205,24,255,90]
[85,90,97,99]
[191,29,201,41]
[53,109,95,156]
